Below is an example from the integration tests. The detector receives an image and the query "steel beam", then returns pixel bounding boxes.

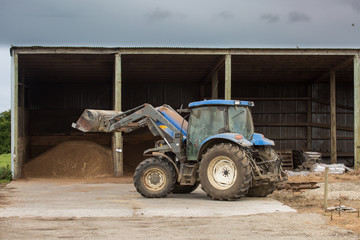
[354,55,360,169]
[225,54,231,100]
[114,53,123,176]
[330,71,337,164]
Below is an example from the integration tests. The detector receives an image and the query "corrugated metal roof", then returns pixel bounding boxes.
[10,45,360,50]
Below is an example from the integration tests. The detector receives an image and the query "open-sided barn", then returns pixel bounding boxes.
[10,46,360,178]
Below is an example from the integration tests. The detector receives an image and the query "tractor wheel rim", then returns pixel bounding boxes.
[143,168,166,191]
[208,156,237,190]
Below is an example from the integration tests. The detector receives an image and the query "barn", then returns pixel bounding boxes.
[10,46,360,179]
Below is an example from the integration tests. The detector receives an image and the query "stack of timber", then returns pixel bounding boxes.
[277,149,294,170]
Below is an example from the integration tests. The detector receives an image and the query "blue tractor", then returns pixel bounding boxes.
[73,99,285,200]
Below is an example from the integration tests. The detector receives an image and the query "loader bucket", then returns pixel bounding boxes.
[72,109,122,132]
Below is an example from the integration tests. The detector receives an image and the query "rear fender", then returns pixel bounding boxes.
[251,133,274,146]
[197,133,253,160]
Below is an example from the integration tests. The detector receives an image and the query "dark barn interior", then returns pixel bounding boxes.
[12,47,357,178]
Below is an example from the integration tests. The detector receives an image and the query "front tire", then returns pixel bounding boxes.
[199,143,252,200]
[133,158,176,198]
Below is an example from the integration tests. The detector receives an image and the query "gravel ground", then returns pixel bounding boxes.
[303,182,360,200]
[0,213,358,240]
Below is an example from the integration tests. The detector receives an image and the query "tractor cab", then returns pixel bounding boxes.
[186,100,256,160]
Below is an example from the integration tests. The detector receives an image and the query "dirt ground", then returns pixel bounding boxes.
[271,171,360,235]
[0,214,357,240]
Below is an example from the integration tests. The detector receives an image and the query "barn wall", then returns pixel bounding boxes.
[18,54,115,162]
[312,82,354,164]
[28,83,114,158]
[231,82,308,149]
[227,81,354,164]
[123,81,200,110]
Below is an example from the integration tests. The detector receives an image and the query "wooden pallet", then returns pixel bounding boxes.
[277,149,294,170]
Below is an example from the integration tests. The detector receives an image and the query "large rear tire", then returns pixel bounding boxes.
[133,158,176,198]
[172,182,200,194]
[199,143,252,200]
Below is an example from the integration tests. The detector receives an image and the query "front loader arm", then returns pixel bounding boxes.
[106,104,181,136]
[73,104,184,155]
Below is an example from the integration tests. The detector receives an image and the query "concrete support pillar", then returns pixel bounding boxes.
[330,71,337,164]
[354,55,360,169]
[307,84,312,150]
[11,53,19,179]
[211,71,218,99]
[113,53,123,176]
[225,54,231,100]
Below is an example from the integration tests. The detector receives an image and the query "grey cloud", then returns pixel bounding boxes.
[217,11,234,20]
[347,0,360,12]
[261,14,279,23]
[146,8,172,21]
[288,11,310,23]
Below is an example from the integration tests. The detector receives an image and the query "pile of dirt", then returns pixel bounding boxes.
[23,141,113,179]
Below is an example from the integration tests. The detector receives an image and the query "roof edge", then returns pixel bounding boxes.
[10,46,360,56]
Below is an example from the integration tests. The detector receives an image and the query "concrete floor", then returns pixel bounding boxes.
[0,179,296,218]
[1,180,359,240]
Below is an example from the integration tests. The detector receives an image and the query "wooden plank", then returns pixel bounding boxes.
[239,97,354,112]
[312,98,353,111]
[239,97,310,101]
[307,84,312,150]
[322,152,354,157]
[211,71,218,99]
[330,71,337,163]
[202,56,225,85]
[200,85,205,99]
[114,53,123,176]
[355,55,360,169]
[254,122,353,131]
[313,57,354,83]
[11,53,19,179]
[225,54,231,100]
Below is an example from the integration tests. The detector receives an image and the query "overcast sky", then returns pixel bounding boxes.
[0,0,359,112]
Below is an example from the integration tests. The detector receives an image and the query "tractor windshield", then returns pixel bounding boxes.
[228,106,254,139]
[187,106,226,160]
[186,105,254,160]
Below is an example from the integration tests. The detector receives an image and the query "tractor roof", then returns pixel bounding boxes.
[188,99,254,108]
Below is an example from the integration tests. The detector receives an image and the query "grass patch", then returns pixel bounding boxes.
[0,153,11,183]
[0,153,11,168]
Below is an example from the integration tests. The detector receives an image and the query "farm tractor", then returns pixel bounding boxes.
[73,99,286,200]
